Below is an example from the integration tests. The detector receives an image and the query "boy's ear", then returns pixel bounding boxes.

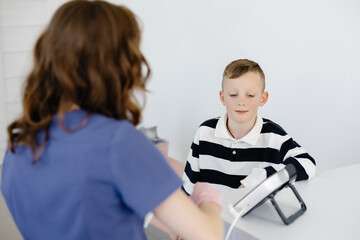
[260,91,269,106]
[219,90,225,105]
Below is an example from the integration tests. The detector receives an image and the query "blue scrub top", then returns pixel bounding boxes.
[1,110,182,240]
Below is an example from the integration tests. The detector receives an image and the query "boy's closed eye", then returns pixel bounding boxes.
[228,93,256,97]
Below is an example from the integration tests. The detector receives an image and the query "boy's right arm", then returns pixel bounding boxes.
[182,129,202,195]
[153,188,224,240]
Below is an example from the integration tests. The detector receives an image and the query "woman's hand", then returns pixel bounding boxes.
[190,182,222,212]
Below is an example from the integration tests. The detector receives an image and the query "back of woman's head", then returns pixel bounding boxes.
[8,0,150,158]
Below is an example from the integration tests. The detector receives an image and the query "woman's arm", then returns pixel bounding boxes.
[153,188,224,240]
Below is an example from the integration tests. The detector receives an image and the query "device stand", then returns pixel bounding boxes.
[269,184,307,225]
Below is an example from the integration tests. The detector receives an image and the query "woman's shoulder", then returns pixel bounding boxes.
[89,113,134,131]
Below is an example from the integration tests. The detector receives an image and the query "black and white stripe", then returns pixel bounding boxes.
[182,116,316,195]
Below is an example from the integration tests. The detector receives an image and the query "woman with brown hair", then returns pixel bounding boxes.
[1,1,223,239]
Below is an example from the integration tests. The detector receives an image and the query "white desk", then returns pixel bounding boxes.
[220,164,360,240]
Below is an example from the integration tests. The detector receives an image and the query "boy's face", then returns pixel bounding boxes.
[220,71,268,127]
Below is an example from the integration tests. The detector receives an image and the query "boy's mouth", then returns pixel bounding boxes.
[235,110,248,114]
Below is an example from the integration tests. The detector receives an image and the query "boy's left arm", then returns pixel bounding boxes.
[266,137,316,181]
[240,137,316,189]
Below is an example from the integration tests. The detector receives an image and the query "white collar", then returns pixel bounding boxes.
[214,114,263,145]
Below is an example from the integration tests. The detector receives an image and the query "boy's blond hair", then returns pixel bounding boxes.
[222,59,265,91]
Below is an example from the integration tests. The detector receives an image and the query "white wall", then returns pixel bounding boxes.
[123,0,360,171]
[1,0,359,171]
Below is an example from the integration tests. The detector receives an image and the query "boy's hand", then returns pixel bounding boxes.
[238,184,245,189]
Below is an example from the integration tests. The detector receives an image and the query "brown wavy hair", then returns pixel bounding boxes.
[7,0,150,162]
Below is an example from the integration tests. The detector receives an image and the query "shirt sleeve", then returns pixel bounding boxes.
[262,135,316,182]
[241,136,316,188]
[280,137,316,181]
[182,128,202,195]
[109,122,182,218]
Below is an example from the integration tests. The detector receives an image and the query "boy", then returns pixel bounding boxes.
[182,59,316,194]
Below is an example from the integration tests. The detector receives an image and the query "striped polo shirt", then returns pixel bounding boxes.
[182,114,316,195]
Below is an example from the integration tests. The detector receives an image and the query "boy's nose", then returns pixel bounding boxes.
[238,95,246,106]
[238,99,245,106]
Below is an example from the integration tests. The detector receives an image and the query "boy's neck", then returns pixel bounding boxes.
[226,115,257,140]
